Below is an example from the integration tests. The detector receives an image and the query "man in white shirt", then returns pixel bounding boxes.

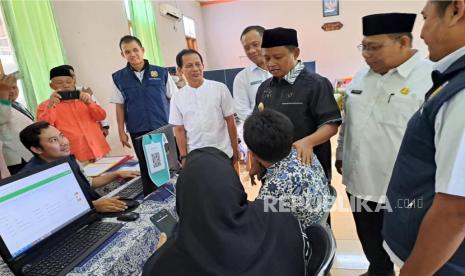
[383,1,465,275]
[335,13,434,276]
[170,49,239,167]
[233,25,271,121]
[0,74,33,175]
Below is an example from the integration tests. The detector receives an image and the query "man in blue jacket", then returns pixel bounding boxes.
[111,35,178,150]
[383,1,465,275]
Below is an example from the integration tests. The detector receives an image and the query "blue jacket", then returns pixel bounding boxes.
[112,60,169,133]
[383,54,465,275]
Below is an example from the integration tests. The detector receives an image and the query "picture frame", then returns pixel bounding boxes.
[323,0,339,17]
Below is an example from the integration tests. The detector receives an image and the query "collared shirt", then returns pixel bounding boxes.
[255,65,342,179]
[257,149,330,228]
[37,99,110,162]
[110,70,178,104]
[432,45,465,197]
[0,100,34,166]
[384,46,465,268]
[283,61,305,84]
[336,52,434,203]
[169,79,235,157]
[233,64,271,121]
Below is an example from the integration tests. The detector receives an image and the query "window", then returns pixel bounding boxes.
[123,0,133,34]
[0,9,26,106]
[182,16,198,50]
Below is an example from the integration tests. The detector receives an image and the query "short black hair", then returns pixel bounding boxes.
[176,49,204,68]
[19,121,50,156]
[432,0,453,16]
[119,35,143,50]
[240,25,265,40]
[243,109,294,163]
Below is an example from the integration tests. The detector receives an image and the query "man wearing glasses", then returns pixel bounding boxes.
[335,13,433,276]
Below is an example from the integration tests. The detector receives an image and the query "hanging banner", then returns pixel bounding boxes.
[142,133,170,187]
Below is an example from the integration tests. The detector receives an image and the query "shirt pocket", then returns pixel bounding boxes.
[380,96,420,128]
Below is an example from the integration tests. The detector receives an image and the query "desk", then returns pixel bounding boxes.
[0,183,176,276]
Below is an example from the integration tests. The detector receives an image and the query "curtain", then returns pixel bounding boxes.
[1,0,67,114]
[127,0,164,66]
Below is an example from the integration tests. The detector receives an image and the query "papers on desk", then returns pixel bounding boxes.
[84,155,132,176]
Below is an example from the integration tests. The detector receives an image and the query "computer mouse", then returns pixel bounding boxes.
[120,199,140,209]
[117,212,140,222]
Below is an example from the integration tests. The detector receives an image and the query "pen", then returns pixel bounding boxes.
[388,93,395,103]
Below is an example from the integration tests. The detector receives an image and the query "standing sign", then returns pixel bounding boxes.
[142,133,170,187]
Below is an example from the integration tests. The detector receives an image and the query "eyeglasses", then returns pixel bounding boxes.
[357,44,385,53]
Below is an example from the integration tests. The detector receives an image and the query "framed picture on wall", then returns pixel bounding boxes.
[323,0,339,17]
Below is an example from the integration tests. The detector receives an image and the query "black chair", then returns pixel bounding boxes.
[305,223,337,276]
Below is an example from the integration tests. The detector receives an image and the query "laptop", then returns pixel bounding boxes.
[0,157,122,276]
[134,124,181,196]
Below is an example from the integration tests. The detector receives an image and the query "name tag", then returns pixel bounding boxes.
[351,90,362,94]
[250,80,262,85]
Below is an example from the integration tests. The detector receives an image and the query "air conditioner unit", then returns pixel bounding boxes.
[159,3,182,21]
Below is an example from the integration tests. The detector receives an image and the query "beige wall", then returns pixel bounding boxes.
[52,0,206,155]
[154,1,208,67]
[201,0,429,82]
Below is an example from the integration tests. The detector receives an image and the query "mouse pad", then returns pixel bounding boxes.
[99,199,140,218]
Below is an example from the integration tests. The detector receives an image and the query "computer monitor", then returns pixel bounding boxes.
[135,124,180,196]
[0,158,93,262]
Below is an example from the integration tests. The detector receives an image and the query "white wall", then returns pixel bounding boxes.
[53,0,133,155]
[201,0,429,82]
[154,0,209,67]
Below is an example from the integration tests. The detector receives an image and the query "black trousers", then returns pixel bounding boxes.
[347,193,393,275]
[130,131,154,195]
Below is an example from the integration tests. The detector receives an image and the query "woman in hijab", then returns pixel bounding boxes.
[143,147,309,276]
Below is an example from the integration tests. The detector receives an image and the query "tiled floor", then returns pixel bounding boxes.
[239,137,398,276]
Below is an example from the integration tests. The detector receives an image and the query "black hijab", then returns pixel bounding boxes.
[143,147,306,276]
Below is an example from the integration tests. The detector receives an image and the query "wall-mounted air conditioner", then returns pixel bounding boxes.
[159,3,182,21]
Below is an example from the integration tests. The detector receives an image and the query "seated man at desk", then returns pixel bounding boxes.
[19,121,140,213]
[243,109,330,228]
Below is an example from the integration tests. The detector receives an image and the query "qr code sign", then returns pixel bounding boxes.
[151,152,161,168]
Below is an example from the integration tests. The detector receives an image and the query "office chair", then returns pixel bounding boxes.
[305,223,337,276]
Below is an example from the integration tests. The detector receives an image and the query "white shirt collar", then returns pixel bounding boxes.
[248,63,267,73]
[367,51,423,79]
[396,51,423,79]
[434,45,465,73]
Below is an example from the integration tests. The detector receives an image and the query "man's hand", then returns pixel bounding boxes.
[93,196,127,213]
[119,131,132,148]
[81,87,94,96]
[48,91,62,108]
[335,160,343,175]
[249,155,264,186]
[116,170,141,179]
[293,137,314,165]
[79,91,92,104]
[157,233,167,249]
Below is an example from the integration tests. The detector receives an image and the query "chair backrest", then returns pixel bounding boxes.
[319,185,337,224]
[305,223,336,276]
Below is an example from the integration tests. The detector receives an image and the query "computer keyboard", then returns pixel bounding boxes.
[27,222,122,276]
[115,177,143,199]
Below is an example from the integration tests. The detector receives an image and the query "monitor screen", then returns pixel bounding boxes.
[0,162,91,258]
